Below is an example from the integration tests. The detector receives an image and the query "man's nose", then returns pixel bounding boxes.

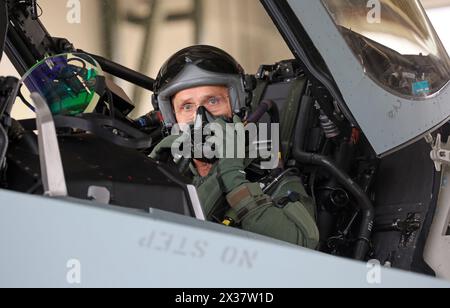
[192,102,210,115]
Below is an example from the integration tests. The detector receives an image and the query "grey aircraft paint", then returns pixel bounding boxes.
[0,189,449,288]
[286,0,450,157]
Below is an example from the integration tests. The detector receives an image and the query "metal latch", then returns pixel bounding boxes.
[428,134,450,172]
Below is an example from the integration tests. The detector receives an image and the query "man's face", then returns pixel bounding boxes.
[172,85,233,124]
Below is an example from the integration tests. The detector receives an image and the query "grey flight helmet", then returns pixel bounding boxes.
[153,45,249,127]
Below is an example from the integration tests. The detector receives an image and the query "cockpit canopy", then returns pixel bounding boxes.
[322,0,450,99]
[286,0,450,156]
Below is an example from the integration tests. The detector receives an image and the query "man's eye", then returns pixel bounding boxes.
[182,104,195,112]
[207,97,220,105]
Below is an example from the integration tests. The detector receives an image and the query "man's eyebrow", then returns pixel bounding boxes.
[174,96,194,104]
[174,91,228,104]
[199,93,227,100]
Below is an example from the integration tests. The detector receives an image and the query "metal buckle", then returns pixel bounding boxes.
[429,134,450,172]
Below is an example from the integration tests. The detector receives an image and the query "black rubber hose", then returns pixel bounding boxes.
[246,99,280,127]
[247,100,273,123]
[293,96,374,260]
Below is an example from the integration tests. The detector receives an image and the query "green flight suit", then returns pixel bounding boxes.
[150,130,319,250]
